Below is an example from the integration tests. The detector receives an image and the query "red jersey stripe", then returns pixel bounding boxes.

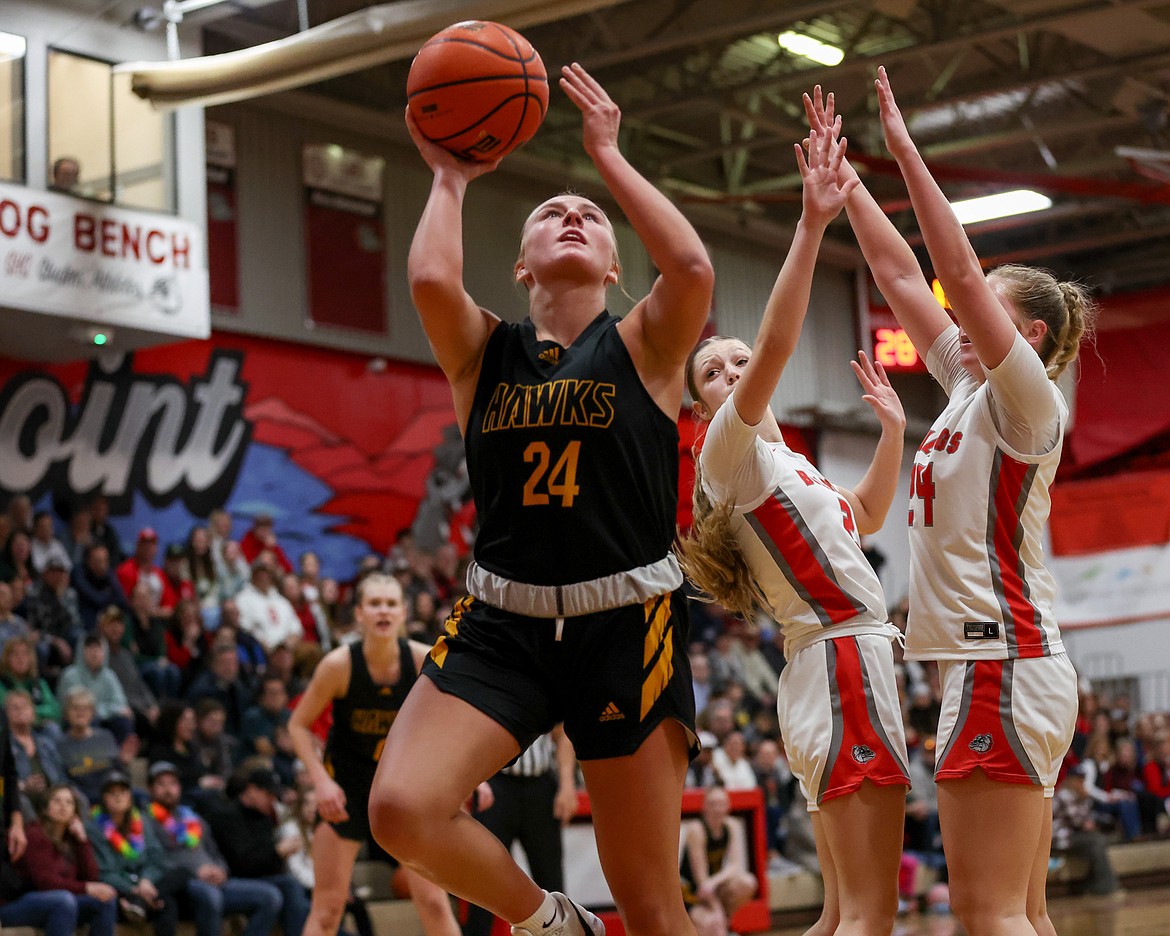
[749,493,865,627]
[988,453,1046,659]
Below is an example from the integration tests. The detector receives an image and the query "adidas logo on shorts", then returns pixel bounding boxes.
[969,733,994,754]
[599,702,625,722]
[851,744,876,764]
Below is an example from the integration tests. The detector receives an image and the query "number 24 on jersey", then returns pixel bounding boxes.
[523,441,581,507]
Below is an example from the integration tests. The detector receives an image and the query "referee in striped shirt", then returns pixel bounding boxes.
[464,726,579,936]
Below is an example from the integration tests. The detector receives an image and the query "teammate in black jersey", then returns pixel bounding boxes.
[370,63,714,936]
[289,574,475,936]
[680,787,757,936]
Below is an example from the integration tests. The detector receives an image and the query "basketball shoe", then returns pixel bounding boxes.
[510,892,605,936]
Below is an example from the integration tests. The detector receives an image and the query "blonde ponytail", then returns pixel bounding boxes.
[675,455,766,623]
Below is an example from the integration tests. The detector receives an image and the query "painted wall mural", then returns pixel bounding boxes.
[0,332,817,580]
[0,333,456,578]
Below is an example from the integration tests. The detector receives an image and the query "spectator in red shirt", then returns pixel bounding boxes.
[1142,735,1170,805]
[161,544,196,608]
[116,530,177,618]
[238,516,292,575]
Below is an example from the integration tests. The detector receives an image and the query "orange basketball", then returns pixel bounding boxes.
[407,21,549,162]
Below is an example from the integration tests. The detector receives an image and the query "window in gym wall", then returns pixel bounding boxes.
[0,32,26,183]
[47,49,172,210]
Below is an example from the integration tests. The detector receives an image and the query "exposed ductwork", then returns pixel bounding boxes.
[117,0,631,109]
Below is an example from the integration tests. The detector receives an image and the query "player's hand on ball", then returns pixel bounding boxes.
[560,63,621,159]
[316,776,350,823]
[404,107,501,180]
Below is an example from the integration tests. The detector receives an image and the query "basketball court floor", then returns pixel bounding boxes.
[769,886,1170,936]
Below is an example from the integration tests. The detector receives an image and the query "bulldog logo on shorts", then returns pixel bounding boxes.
[969,733,994,754]
[851,744,876,764]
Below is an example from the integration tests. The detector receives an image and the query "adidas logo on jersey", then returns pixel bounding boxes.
[538,346,561,365]
[969,733,994,754]
[851,744,876,764]
[599,702,625,722]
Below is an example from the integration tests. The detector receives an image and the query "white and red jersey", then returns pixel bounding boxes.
[907,327,1067,662]
[699,395,888,651]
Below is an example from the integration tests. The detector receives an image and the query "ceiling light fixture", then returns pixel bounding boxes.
[777,31,844,67]
[949,189,1052,225]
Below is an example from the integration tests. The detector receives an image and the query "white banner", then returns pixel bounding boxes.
[1052,542,1170,627]
[0,181,209,338]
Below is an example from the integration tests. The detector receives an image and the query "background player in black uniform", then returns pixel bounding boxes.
[289,574,470,936]
[680,787,757,936]
[370,63,714,936]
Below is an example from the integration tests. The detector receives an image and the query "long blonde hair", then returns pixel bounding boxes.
[675,338,767,622]
[987,264,1098,380]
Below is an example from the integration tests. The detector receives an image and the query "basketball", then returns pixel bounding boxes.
[407,21,549,163]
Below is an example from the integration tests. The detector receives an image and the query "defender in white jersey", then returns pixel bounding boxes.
[809,77,1096,936]
[679,126,910,936]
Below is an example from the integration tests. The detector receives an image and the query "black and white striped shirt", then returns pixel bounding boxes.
[502,732,556,778]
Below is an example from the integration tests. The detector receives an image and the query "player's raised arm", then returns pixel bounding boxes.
[732,126,857,428]
[559,63,714,374]
[804,87,950,360]
[873,67,1017,369]
[404,109,501,427]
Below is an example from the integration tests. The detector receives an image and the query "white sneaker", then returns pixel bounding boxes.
[510,892,605,936]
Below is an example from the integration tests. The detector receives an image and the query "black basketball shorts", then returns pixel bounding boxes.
[421,590,697,761]
[322,764,376,843]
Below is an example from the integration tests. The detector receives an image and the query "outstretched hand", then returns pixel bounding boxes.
[803,86,860,188]
[851,351,905,432]
[560,63,621,159]
[404,107,501,181]
[874,66,917,161]
[795,127,858,227]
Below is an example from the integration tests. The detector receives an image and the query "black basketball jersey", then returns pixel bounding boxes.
[465,312,680,586]
[324,639,416,774]
[680,821,731,887]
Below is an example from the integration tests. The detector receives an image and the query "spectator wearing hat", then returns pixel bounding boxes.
[72,545,129,633]
[239,516,293,575]
[235,561,301,656]
[686,732,720,789]
[117,530,177,619]
[29,512,70,578]
[97,607,160,733]
[87,771,189,936]
[24,555,83,679]
[56,634,135,744]
[206,766,307,936]
[161,545,195,610]
[57,687,127,806]
[145,761,282,936]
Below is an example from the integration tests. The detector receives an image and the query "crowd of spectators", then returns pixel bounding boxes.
[0,494,464,936]
[1,491,1167,931]
[681,590,1170,912]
